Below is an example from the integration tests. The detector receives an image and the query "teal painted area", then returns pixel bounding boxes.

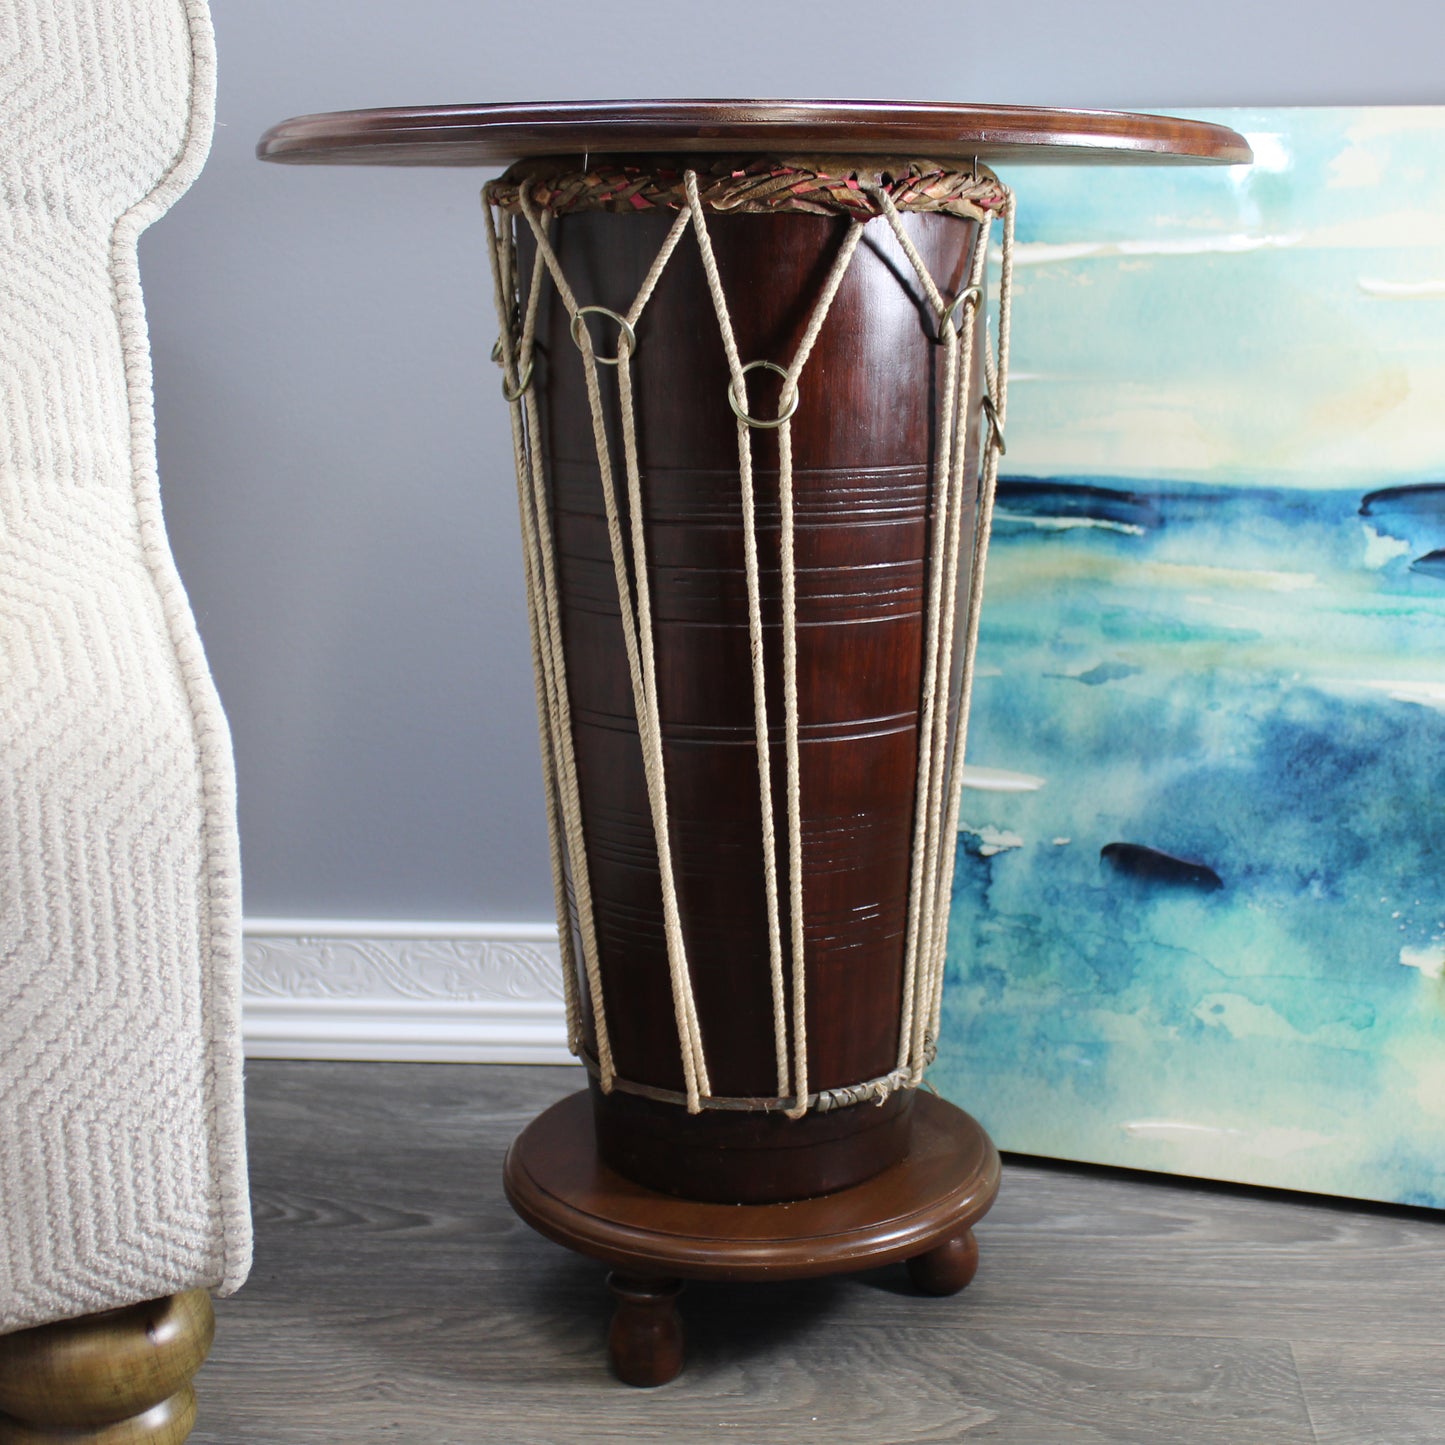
[995,107,1445,489]
[934,108,1445,1209]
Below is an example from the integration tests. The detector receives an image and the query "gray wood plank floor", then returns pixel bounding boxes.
[191,1062,1445,1443]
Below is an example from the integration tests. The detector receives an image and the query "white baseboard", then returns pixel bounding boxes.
[242,918,572,1063]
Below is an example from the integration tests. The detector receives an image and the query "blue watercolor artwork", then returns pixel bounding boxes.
[933,108,1445,1208]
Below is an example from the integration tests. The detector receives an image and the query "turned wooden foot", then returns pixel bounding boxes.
[907,1227,980,1296]
[0,1291,214,1443]
[606,1274,684,1387]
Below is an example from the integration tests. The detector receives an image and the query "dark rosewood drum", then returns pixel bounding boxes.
[503,172,991,1202]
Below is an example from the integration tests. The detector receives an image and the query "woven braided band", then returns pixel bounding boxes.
[574,1042,938,1115]
[486,155,1006,220]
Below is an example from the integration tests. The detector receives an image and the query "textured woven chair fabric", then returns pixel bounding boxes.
[0,0,250,1331]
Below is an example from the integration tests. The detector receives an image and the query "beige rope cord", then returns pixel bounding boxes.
[483,157,1014,1117]
[573,1040,935,1116]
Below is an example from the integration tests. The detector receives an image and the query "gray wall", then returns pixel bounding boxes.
[143,0,1445,923]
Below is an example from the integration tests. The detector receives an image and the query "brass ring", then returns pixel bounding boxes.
[569,305,637,365]
[490,337,504,365]
[982,394,1006,455]
[502,361,534,402]
[727,360,800,430]
[937,285,982,339]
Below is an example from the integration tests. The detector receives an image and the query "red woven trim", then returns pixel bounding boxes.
[486,156,1007,220]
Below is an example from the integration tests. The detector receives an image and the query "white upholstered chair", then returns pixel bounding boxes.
[0,1,250,1438]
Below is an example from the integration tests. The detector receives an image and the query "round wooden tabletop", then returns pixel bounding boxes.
[257,99,1251,169]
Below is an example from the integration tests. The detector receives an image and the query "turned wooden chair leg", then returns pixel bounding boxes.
[0,1291,214,1444]
[606,1274,684,1387]
[907,1226,981,1297]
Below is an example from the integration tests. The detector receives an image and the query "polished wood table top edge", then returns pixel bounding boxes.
[257,98,1252,168]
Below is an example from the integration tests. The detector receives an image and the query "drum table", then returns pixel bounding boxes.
[259,101,1250,1386]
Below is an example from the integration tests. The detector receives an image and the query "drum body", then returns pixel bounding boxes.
[516,199,986,1203]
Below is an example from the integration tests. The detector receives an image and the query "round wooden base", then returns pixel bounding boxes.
[504,1089,1000,1385]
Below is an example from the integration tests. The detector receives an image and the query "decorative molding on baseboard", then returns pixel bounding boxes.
[241,918,572,1063]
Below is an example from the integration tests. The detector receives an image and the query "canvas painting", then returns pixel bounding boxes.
[933,107,1445,1208]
